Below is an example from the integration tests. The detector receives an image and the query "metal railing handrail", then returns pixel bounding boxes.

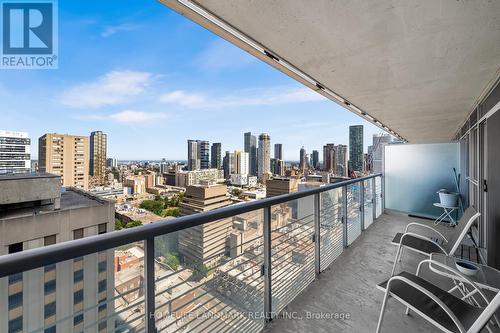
[0,173,381,278]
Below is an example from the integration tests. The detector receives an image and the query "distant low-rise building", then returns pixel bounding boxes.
[124,175,146,194]
[178,184,233,267]
[266,177,299,198]
[230,174,258,187]
[175,168,224,188]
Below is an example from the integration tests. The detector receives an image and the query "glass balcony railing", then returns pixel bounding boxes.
[0,174,383,333]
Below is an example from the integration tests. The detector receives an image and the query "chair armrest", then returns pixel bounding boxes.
[416,259,492,309]
[399,232,447,254]
[404,223,448,243]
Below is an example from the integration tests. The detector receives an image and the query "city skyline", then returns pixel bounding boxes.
[0,0,387,161]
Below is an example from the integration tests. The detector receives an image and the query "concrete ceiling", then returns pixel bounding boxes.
[160,0,500,143]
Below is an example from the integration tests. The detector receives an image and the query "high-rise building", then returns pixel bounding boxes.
[106,158,117,168]
[299,146,307,171]
[0,130,31,174]
[276,159,285,176]
[349,125,364,173]
[188,140,210,170]
[0,173,114,333]
[178,184,233,267]
[274,143,283,160]
[258,133,271,180]
[187,140,199,171]
[244,132,257,176]
[372,134,393,174]
[323,143,336,172]
[335,144,348,177]
[89,131,107,185]
[38,133,89,189]
[199,140,210,169]
[211,143,222,169]
[311,150,319,169]
[223,151,235,179]
[234,150,249,175]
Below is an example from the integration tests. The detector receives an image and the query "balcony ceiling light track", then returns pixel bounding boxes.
[174,0,407,143]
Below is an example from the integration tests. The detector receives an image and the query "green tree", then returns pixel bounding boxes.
[161,207,180,217]
[140,200,164,215]
[192,264,209,281]
[125,220,142,228]
[115,219,125,230]
[232,188,243,197]
[164,253,180,271]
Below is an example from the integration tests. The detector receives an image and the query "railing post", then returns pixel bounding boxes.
[372,177,377,221]
[342,185,348,248]
[360,181,365,231]
[263,206,272,321]
[381,174,385,213]
[314,193,321,275]
[144,237,156,332]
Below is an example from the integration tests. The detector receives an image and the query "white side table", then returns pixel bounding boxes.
[433,203,459,226]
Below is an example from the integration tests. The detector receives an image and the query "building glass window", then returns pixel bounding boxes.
[44,279,56,294]
[44,301,56,318]
[8,292,22,309]
[74,269,84,283]
[98,223,107,234]
[44,326,56,333]
[98,321,107,331]
[98,279,107,293]
[44,235,57,246]
[8,242,23,254]
[73,289,84,304]
[8,273,22,284]
[98,303,107,313]
[8,316,22,333]
[73,228,84,240]
[44,263,56,272]
[98,261,107,273]
[73,314,84,326]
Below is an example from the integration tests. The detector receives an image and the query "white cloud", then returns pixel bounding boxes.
[75,110,168,124]
[101,23,140,37]
[196,39,255,70]
[159,90,206,107]
[158,86,326,109]
[109,110,168,123]
[59,70,153,109]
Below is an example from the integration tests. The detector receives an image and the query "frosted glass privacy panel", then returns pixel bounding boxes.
[385,143,460,219]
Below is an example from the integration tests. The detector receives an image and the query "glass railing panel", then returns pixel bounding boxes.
[319,188,343,271]
[364,180,374,228]
[1,242,145,333]
[375,177,383,218]
[347,183,361,245]
[154,210,265,333]
[270,196,315,314]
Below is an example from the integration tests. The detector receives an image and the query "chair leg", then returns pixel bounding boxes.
[391,245,403,276]
[399,247,404,262]
[376,290,391,333]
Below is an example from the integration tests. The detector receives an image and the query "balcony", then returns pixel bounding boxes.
[0,173,485,333]
[0,174,406,332]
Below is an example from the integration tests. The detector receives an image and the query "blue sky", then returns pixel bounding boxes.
[1,0,386,161]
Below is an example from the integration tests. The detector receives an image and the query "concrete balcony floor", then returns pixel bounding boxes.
[265,210,460,333]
